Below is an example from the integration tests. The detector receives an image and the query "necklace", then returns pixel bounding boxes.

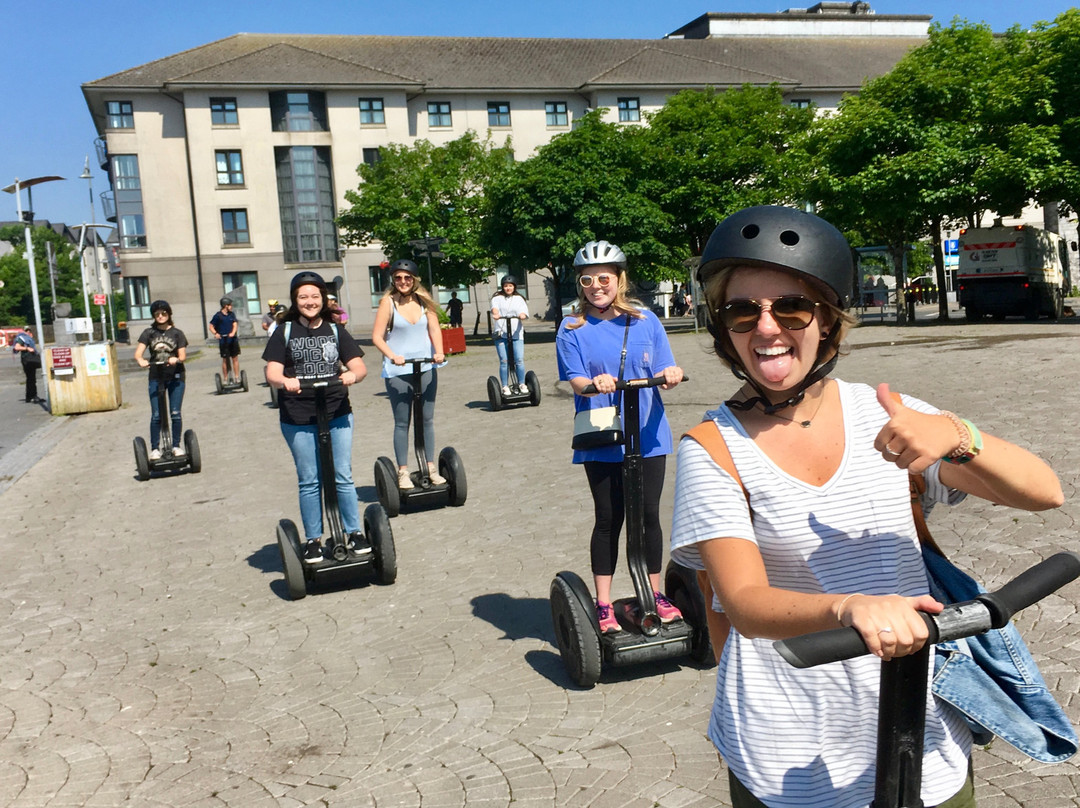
[590,303,612,314]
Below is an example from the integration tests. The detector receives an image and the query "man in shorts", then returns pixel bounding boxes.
[209,296,241,382]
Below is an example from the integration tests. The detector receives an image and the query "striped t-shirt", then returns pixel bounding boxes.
[670,379,972,808]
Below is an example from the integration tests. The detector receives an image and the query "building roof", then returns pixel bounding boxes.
[82,32,925,95]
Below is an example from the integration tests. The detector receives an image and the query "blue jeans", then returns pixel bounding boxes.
[280,414,360,541]
[148,376,185,449]
[495,334,525,386]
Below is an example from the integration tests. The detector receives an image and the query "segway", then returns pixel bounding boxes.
[374,358,467,517]
[776,551,1080,807]
[133,362,202,481]
[549,375,706,687]
[276,378,396,600]
[215,368,249,394]
[486,316,540,411]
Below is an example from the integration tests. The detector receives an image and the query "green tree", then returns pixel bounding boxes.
[483,110,678,291]
[810,21,1056,321]
[0,225,87,327]
[337,131,514,288]
[642,85,817,255]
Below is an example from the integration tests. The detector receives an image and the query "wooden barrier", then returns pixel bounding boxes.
[46,343,123,415]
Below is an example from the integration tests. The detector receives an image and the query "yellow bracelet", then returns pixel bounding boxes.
[835,593,862,624]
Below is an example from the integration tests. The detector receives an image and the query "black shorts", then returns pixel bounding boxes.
[219,338,241,358]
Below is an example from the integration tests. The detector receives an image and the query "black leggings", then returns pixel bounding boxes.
[584,456,666,577]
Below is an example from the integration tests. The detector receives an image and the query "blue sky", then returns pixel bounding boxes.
[2,0,1074,229]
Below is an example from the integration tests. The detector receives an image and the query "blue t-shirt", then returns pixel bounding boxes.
[210,310,237,341]
[556,309,676,463]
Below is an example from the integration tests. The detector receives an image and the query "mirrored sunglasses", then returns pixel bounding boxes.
[719,296,819,333]
[579,273,616,288]
[392,274,414,283]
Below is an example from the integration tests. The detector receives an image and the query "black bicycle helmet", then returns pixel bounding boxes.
[150,299,172,316]
[698,206,855,414]
[390,259,420,277]
[501,275,518,288]
[290,271,328,294]
[697,205,853,309]
[219,296,233,308]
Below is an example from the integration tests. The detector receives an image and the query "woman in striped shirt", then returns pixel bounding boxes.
[670,206,1062,808]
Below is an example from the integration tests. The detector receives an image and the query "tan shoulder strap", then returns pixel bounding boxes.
[684,420,746,497]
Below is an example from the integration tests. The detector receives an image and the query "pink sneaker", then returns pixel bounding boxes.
[653,591,683,623]
[596,600,621,633]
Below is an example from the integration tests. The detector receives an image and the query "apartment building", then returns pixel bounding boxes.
[81,4,932,336]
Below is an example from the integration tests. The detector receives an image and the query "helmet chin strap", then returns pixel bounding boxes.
[708,321,841,414]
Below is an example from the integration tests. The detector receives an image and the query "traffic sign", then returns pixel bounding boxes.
[93,293,106,305]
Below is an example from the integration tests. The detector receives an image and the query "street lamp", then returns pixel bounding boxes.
[2,175,65,411]
[80,157,114,341]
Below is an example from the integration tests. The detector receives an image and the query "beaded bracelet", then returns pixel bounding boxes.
[940,411,971,459]
[943,418,983,465]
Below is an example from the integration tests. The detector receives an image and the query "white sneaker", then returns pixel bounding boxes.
[502,385,512,396]
[149,449,162,461]
[172,445,185,457]
[428,465,447,485]
[397,469,415,490]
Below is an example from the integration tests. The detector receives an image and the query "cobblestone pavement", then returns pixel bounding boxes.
[2,312,1080,807]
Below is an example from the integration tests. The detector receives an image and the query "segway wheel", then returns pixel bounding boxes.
[276,520,307,600]
[364,503,397,585]
[133,436,150,482]
[487,376,503,411]
[215,373,224,394]
[184,429,202,474]
[550,572,602,687]
[439,447,467,507]
[241,370,249,392]
[374,456,401,518]
[525,370,541,407]
[664,560,715,667]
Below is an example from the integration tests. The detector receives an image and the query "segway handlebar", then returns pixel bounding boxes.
[774,551,1080,669]
[294,377,345,391]
[580,374,688,395]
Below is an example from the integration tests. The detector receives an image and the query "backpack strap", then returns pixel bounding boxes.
[683,419,746,499]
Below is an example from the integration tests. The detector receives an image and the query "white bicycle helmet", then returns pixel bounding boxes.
[573,240,627,270]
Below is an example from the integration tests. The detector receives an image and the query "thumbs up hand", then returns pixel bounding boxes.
[874,383,962,473]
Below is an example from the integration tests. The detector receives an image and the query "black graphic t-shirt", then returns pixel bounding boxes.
[137,326,188,378]
[262,319,364,425]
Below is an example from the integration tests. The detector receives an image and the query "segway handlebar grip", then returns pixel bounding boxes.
[296,377,345,391]
[404,357,438,365]
[580,375,688,395]
[977,551,1080,628]
[773,614,935,668]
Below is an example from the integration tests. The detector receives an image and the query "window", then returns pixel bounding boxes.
[276,146,338,264]
[362,148,382,166]
[107,100,134,129]
[358,98,385,125]
[428,101,452,128]
[487,101,511,127]
[119,214,147,249]
[618,97,641,122]
[221,209,250,245]
[270,91,328,132]
[790,99,812,109]
[124,277,151,319]
[545,101,568,127]
[223,272,260,315]
[112,155,141,190]
[437,286,471,305]
[215,150,244,185]
[210,97,238,125]
[369,265,388,308]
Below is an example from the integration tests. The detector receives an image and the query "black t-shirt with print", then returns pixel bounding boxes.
[137,326,188,379]
[262,319,365,426]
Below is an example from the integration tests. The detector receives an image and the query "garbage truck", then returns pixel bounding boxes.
[957,225,1070,321]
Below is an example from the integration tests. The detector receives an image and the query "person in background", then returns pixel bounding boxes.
[327,293,349,327]
[134,301,188,460]
[446,291,464,328]
[209,296,241,383]
[261,299,279,333]
[490,275,529,396]
[556,240,685,635]
[12,326,43,404]
[371,259,446,490]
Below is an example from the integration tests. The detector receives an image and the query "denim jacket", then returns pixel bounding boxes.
[924,546,1078,763]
